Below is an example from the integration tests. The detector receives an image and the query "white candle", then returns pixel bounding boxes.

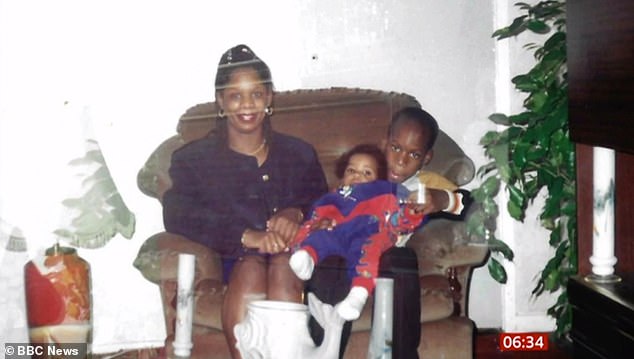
[368,278,393,359]
[417,182,426,204]
[173,254,196,357]
[589,146,617,277]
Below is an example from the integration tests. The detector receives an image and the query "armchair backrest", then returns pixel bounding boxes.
[137,87,475,200]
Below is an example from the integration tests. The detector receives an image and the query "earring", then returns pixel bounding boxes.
[264,106,274,116]
[218,109,225,118]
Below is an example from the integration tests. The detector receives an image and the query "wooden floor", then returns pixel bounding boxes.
[475,330,574,358]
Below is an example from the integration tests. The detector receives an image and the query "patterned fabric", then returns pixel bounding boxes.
[292,180,425,292]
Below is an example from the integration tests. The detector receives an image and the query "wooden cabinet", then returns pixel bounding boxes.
[567,0,634,154]
[568,0,634,276]
[568,276,634,358]
[568,1,634,357]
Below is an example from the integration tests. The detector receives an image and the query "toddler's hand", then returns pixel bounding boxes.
[310,218,337,231]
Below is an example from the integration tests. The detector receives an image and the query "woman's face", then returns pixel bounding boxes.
[342,153,380,186]
[385,120,433,183]
[217,67,272,135]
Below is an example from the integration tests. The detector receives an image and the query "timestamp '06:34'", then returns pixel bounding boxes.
[499,332,549,351]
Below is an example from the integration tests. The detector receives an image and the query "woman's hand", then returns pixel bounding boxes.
[266,207,303,244]
[243,229,288,254]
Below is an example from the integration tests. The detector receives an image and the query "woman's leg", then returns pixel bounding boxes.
[222,255,267,359]
[379,246,421,359]
[267,252,304,302]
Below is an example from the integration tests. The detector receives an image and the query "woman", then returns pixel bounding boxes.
[163,44,328,358]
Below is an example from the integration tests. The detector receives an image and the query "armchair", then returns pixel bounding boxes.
[133,87,488,358]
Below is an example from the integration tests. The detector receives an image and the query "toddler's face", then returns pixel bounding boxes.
[342,154,379,186]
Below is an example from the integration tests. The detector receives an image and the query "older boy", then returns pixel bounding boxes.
[381,107,472,358]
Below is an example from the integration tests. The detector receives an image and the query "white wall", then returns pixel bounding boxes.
[0,0,556,352]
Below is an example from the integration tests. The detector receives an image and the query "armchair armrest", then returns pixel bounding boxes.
[133,232,223,284]
[426,131,475,187]
[137,136,185,202]
[407,217,488,275]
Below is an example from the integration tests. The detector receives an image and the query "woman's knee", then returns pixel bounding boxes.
[268,253,298,279]
[268,253,303,298]
[228,255,267,290]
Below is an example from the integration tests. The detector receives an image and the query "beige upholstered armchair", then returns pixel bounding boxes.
[133,87,488,358]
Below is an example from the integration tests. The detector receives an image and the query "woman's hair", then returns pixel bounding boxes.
[213,44,274,141]
[215,44,273,92]
[335,144,388,180]
[388,107,439,151]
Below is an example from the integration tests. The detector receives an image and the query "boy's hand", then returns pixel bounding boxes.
[408,188,449,214]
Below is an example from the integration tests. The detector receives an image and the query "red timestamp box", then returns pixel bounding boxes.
[498,332,549,351]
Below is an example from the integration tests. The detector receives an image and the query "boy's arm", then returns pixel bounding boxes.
[428,188,473,220]
[417,171,473,220]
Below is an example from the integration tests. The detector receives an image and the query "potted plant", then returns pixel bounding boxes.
[467,0,573,339]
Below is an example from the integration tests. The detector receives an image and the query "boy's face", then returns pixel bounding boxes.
[342,154,380,186]
[385,120,433,183]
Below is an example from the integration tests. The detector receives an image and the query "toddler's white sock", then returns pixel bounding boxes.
[336,286,369,320]
[289,249,315,280]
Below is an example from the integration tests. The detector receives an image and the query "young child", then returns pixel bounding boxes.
[289,144,428,320]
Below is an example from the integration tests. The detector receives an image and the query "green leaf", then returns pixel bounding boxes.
[507,112,534,125]
[481,175,501,198]
[527,20,550,34]
[481,197,499,219]
[489,113,511,125]
[549,224,562,245]
[508,185,526,210]
[515,2,531,11]
[543,32,566,52]
[507,15,529,34]
[512,74,539,92]
[477,161,498,177]
[489,143,513,182]
[480,131,501,147]
[507,197,524,221]
[512,142,529,169]
[544,267,561,291]
[493,15,529,39]
[488,238,514,261]
[488,257,508,284]
[526,90,549,112]
[466,211,488,239]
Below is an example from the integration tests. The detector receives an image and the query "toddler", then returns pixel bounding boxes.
[289,144,427,320]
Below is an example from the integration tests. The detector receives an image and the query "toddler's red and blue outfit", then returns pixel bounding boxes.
[292,180,426,293]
